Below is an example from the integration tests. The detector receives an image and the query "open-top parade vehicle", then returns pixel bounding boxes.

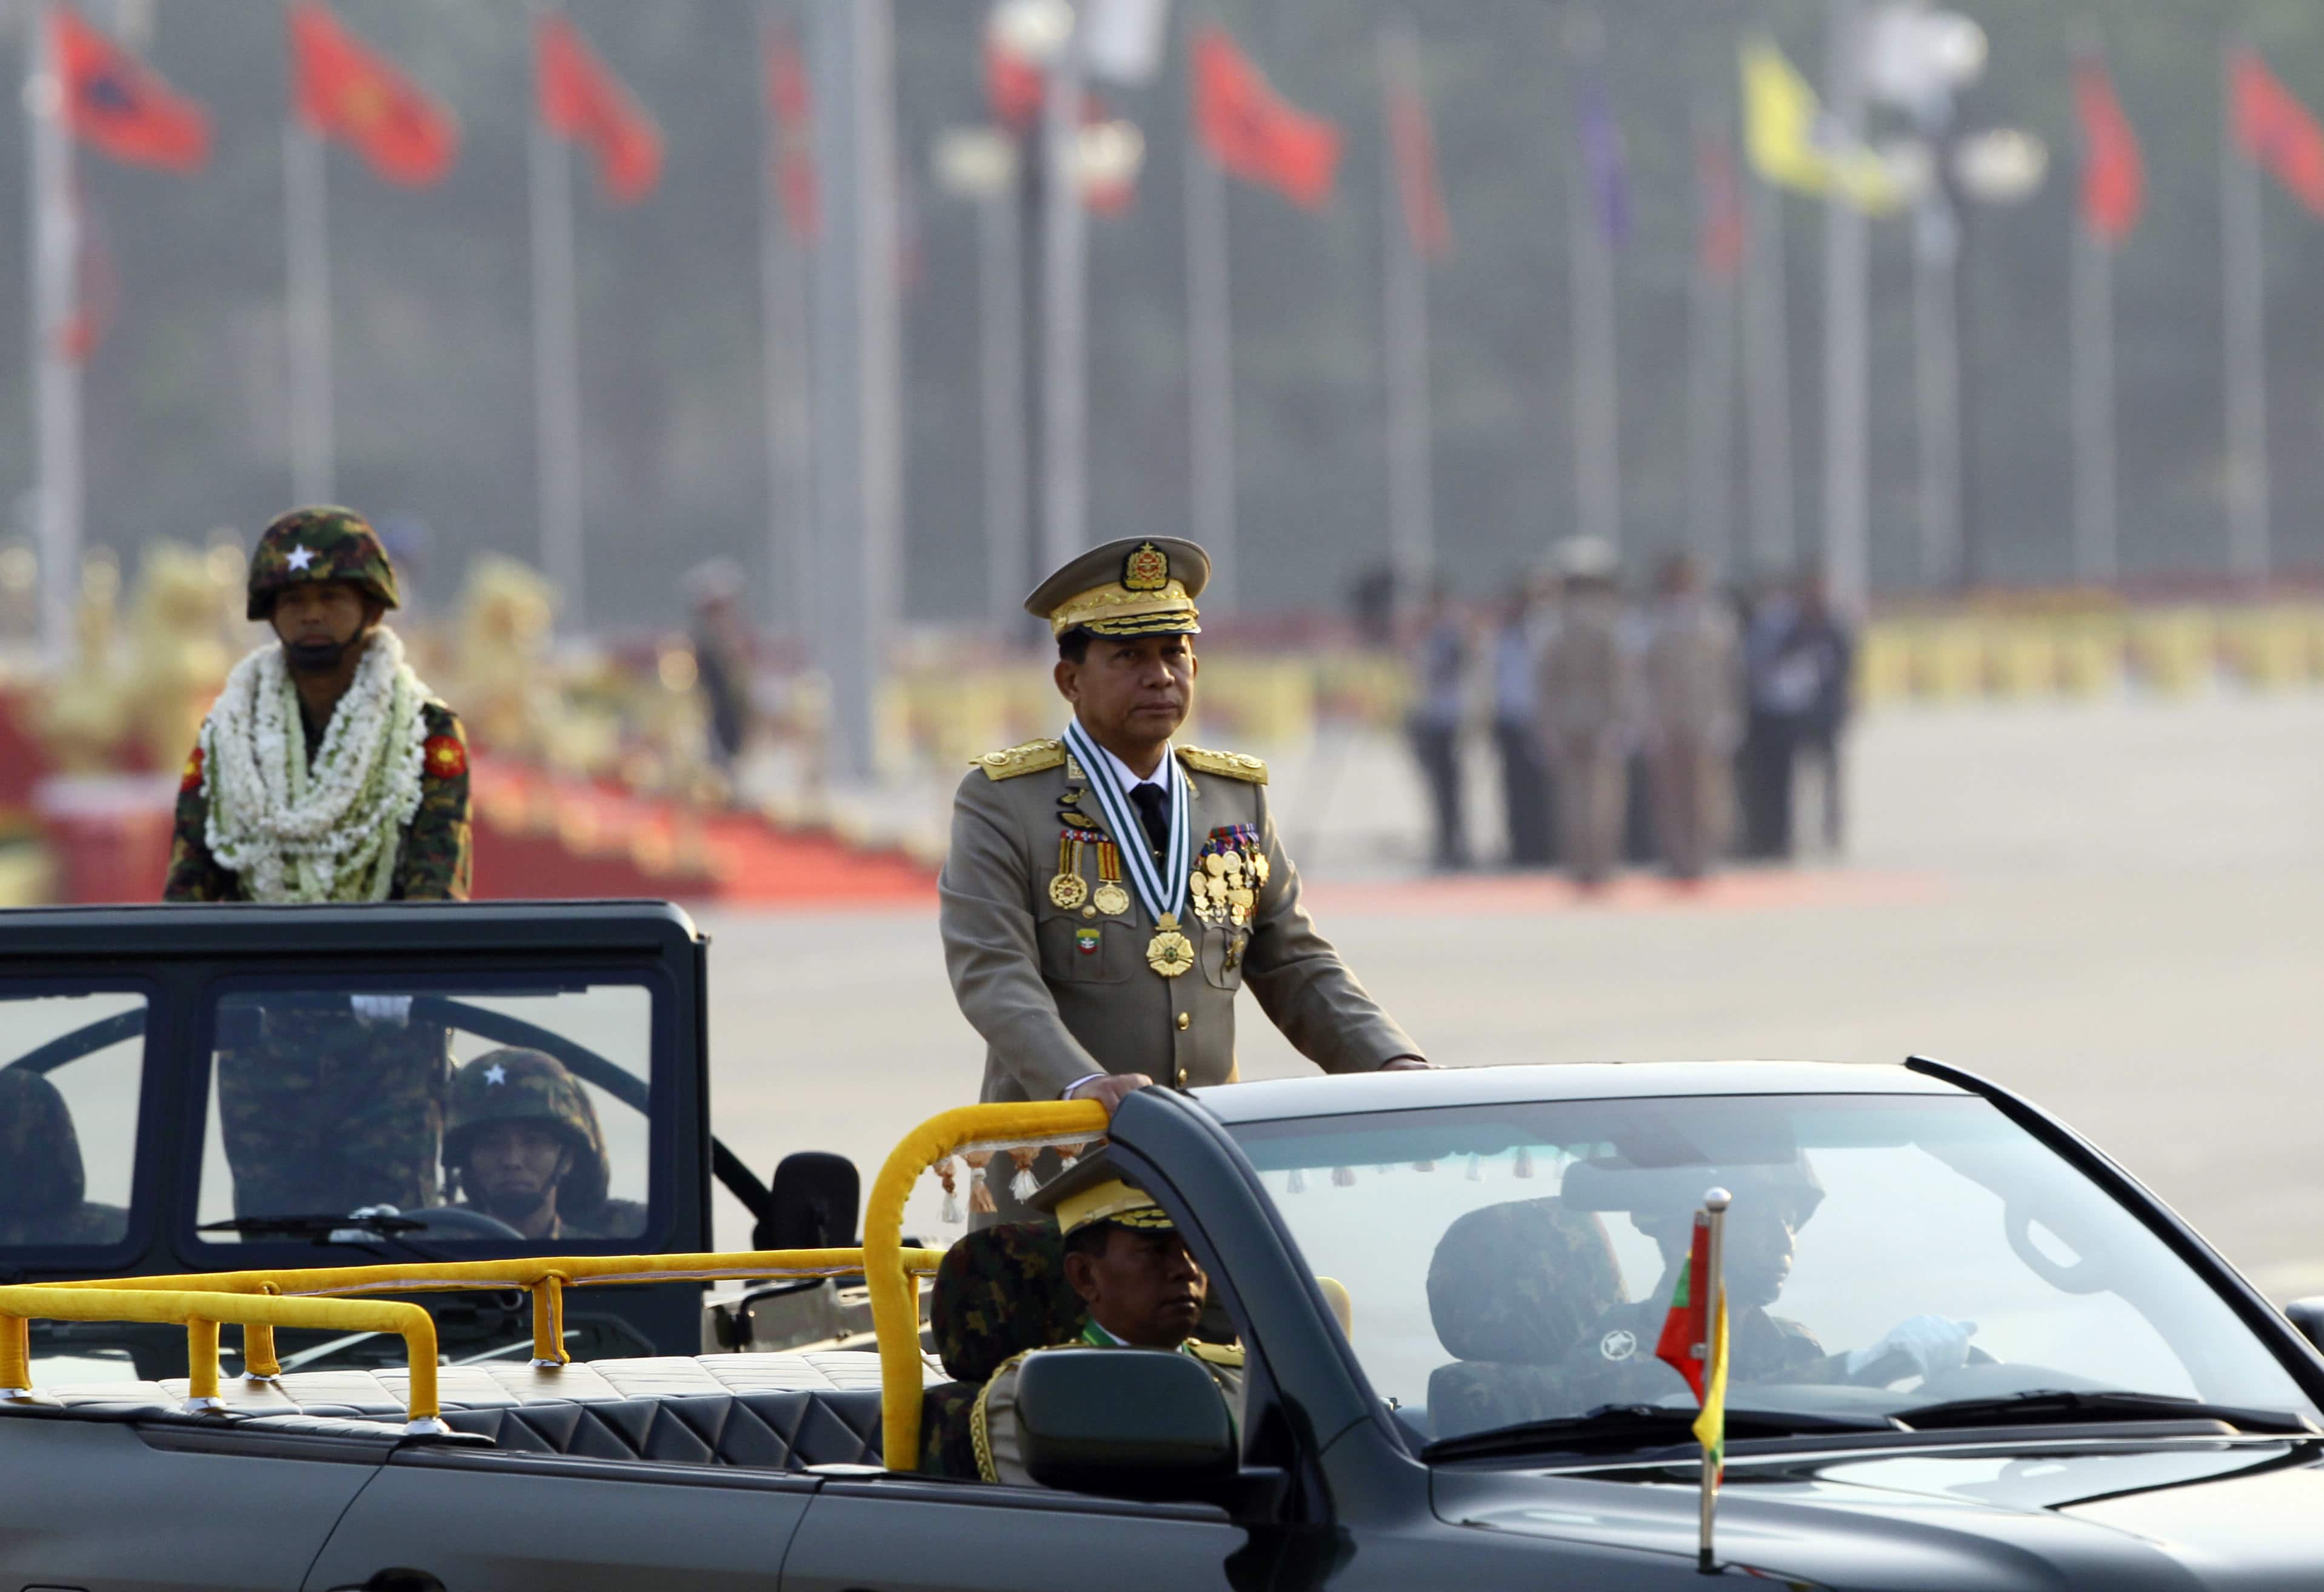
[7,1045,2324,1590]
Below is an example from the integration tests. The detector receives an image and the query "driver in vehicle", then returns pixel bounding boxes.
[0,1068,127,1247]
[972,1154,1243,1484]
[439,1048,645,1241]
[1559,1155,1977,1405]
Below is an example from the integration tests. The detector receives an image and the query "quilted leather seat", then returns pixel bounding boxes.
[437,1388,882,1468]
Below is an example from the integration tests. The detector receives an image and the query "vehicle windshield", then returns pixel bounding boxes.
[0,985,146,1255]
[1229,1091,2320,1447]
[196,976,658,1250]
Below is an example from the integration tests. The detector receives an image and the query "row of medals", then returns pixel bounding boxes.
[1047,818,1269,978]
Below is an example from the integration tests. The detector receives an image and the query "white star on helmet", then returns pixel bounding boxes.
[286,545,316,571]
[484,1063,508,1086]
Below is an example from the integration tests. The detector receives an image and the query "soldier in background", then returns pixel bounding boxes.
[1489,576,1554,868]
[441,1048,646,1241]
[1536,539,1635,888]
[1640,552,1741,881]
[1406,580,1471,871]
[685,558,753,775]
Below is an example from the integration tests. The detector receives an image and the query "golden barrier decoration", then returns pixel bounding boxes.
[0,1285,444,1432]
[31,1248,943,1374]
[863,1100,1109,1470]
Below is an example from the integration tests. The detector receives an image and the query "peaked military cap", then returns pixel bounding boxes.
[1029,1145,1175,1237]
[1026,537,1209,640]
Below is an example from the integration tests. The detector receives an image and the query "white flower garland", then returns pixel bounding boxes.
[200,626,432,904]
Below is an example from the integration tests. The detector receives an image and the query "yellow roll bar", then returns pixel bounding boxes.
[863,1100,1108,1469]
[33,1249,941,1370]
[0,1285,444,1431]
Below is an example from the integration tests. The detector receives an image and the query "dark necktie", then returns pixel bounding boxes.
[1128,782,1172,863]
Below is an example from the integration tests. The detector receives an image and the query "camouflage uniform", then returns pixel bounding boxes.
[175,510,471,1220]
[164,506,473,904]
[441,1048,646,1241]
[217,997,453,1217]
[0,1068,128,1247]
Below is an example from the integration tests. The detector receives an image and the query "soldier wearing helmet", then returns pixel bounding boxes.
[1554,1154,1977,1405]
[441,1049,645,1241]
[164,505,472,904]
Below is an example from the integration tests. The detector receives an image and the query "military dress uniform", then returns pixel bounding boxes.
[941,539,1421,1219]
[970,1157,1243,1487]
[168,508,472,1217]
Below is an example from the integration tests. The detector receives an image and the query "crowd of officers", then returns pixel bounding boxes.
[1405,540,1856,883]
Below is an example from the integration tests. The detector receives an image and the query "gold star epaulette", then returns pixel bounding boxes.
[972,738,1067,781]
[1187,1341,1246,1369]
[1175,746,1267,784]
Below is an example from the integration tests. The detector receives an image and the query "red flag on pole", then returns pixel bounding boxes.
[1192,26,1340,211]
[1696,131,1744,276]
[2074,53,2143,242]
[1386,59,1450,261]
[766,19,819,242]
[50,4,209,173]
[537,13,663,204]
[2231,46,2324,218]
[288,2,458,188]
[1655,1211,1715,1402]
[986,36,1044,133]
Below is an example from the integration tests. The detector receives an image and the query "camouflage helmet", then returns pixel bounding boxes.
[0,1068,84,1217]
[441,1048,610,1216]
[245,505,401,621]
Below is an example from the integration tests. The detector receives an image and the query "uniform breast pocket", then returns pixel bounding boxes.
[1037,911,1134,984]
[1200,922,1247,991]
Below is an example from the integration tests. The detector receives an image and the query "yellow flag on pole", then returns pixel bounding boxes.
[1739,38,1900,214]
[1691,1287,1729,1476]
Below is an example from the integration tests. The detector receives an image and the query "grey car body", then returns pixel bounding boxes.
[6,1061,2324,1590]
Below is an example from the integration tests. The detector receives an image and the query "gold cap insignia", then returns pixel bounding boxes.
[1122,542,1169,592]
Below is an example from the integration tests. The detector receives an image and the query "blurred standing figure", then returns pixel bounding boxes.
[1407,582,1471,871]
[1640,553,1741,881]
[1489,578,1554,867]
[1738,575,1801,859]
[1786,572,1855,854]
[1537,539,1633,887]
[686,559,752,773]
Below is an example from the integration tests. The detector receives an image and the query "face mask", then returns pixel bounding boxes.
[282,635,353,674]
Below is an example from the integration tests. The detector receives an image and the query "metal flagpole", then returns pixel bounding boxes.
[1741,162,1795,576]
[1698,1185,1731,1573]
[1563,8,1620,556]
[760,8,817,648]
[809,0,902,781]
[2220,42,2269,584]
[283,119,334,505]
[1914,195,1962,588]
[2070,221,2117,585]
[1184,26,1235,610]
[1686,114,1737,576]
[1822,0,1871,613]
[1039,2,1088,568]
[529,61,586,625]
[26,8,80,668]
[1377,19,1434,600]
[979,178,1030,631]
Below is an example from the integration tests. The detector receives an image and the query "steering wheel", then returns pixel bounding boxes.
[399,1206,527,1241]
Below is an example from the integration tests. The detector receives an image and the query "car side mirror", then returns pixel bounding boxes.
[1016,1347,1236,1501]
[2285,1297,2324,1353]
[755,1151,860,1251]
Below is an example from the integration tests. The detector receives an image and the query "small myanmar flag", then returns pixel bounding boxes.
[1654,1211,1730,1478]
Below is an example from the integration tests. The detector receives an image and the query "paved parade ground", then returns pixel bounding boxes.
[703,689,2324,1301]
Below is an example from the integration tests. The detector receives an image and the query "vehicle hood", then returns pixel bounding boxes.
[1434,1437,2324,1588]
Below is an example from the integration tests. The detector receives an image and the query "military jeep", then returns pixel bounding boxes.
[0,901,863,1380]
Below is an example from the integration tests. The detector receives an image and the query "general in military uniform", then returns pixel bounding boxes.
[971,1153,1243,1486]
[442,1048,646,1242]
[167,507,473,1219]
[941,538,1426,1219]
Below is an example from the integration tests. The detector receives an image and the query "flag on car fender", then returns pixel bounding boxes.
[289,2,459,188]
[51,4,209,173]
